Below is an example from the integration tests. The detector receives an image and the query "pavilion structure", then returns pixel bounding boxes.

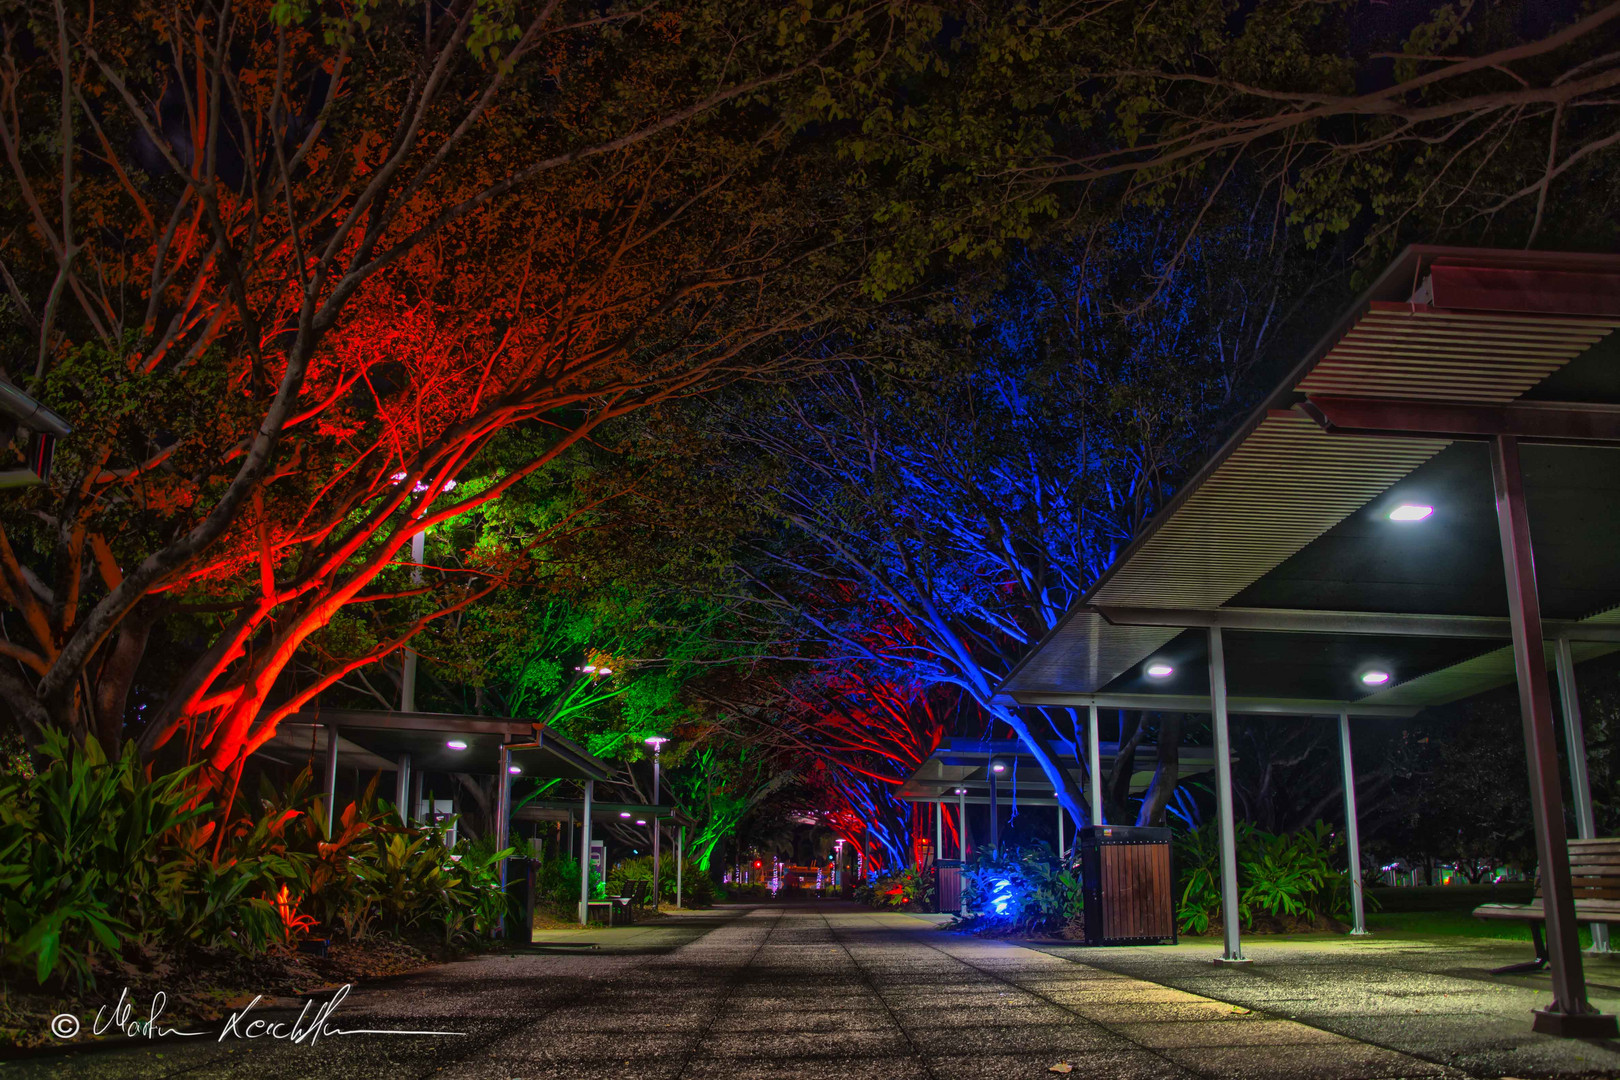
[262,708,615,926]
[996,246,1620,1037]
[899,737,1219,861]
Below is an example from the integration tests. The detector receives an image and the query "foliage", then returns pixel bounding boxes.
[1174,820,1358,934]
[959,845,1081,934]
[609,855,714,908]
[857,866,935,911]
[0,732,512,987]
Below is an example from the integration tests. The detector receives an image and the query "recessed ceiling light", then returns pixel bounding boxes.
[1146,662,1174,678]
[1389,504,1433,522]
[619,811,632,818]
[636,819,647,826]
[1361,670,1391,686]
[446,739,468,751]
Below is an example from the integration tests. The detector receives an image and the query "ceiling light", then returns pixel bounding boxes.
[446,740,468,751]
[1146,662,1174,678]
[990,762,1006,774]
[1388,504,1433,522]
[1361,670,1391,687]
[636,819,647,826]
[619,811,631,818]
[508,765,521,775]
[598,667,612,674]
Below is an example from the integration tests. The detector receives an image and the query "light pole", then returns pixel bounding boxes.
[988,760,1006,852]
[646,735,668,910]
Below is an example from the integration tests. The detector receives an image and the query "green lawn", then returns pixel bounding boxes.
[1369,909,1602,948]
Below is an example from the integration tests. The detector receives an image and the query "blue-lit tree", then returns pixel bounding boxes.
[725,227,1315,827]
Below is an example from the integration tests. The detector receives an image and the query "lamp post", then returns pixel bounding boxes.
[646,735,668,911]
[988,760,1006,852]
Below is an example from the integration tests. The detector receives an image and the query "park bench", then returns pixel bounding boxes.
[585,898,634,926]
[1473,837,1620,974]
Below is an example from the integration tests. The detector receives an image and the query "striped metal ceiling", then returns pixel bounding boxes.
[1001,248,1620,701]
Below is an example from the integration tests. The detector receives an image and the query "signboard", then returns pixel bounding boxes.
[589,839,607,893]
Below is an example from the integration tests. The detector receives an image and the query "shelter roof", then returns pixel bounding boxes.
[898,738,1216,805]
[264,709,612,780]
[998,247,1620,713]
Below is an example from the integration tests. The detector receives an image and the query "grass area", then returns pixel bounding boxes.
[1370,909,1602,949]
[1366,884,1534,913]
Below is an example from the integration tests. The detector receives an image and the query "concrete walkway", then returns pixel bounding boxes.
[15,903,1620,1079]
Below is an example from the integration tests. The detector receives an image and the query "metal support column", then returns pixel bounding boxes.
[1556,637,1608,953]
[322,723,340,840]
[408,769,422,825]
[578,779,595,926]
[1087,703,1103,826]
[957,786,968,861]
[934,800,943,864]
[988,770,999,852]
[1056,804,1066,860]
[1492,435,1612,1035]
[394,752,411,826]
[1338,712,1368,936]
[1208,626,1248,965]
[651,748,662,913]
[495,744,512,938]
[676,826,685,909]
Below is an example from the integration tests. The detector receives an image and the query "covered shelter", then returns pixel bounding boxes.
[261,708,613,925]
[515,801,701,909]
[900,737,1218,860]
[997,247,1620,1036]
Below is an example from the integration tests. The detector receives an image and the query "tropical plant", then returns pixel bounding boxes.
[959,845,1081,933]
[1174,820,1358,934]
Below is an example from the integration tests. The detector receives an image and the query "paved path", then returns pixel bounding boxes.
[14,904,1620,1079]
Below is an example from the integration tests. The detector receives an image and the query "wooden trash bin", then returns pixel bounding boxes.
[933,859,964,914]
[1077,825,1176,945]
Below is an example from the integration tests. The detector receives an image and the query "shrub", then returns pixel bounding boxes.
[0,731,513,987]
[959,845,1080,933]
[1174,820,1364,934]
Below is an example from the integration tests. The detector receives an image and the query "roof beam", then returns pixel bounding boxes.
[1093,605,1620,642]
[996,691,1418,718]
[1299,396,1620,446]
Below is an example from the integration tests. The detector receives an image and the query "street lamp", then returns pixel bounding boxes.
[646,735,669,911]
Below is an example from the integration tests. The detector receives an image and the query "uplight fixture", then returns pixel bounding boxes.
[1360,670,1391,687]
[1146,662,1174,678]
[446,739,468,751]
[1388,504,1433,523]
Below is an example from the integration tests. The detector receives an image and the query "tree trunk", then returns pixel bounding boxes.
[1135,713,1183,827]
[1106,711,1143,824]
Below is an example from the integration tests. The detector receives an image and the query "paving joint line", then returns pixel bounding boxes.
[1027,942,1483,1080]
[132,908,751,1080]
[668,905,786,1080]
[814,904,947,1080]
[865,912,1211,1080]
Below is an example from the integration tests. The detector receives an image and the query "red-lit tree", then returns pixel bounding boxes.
[0,0,922,798]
